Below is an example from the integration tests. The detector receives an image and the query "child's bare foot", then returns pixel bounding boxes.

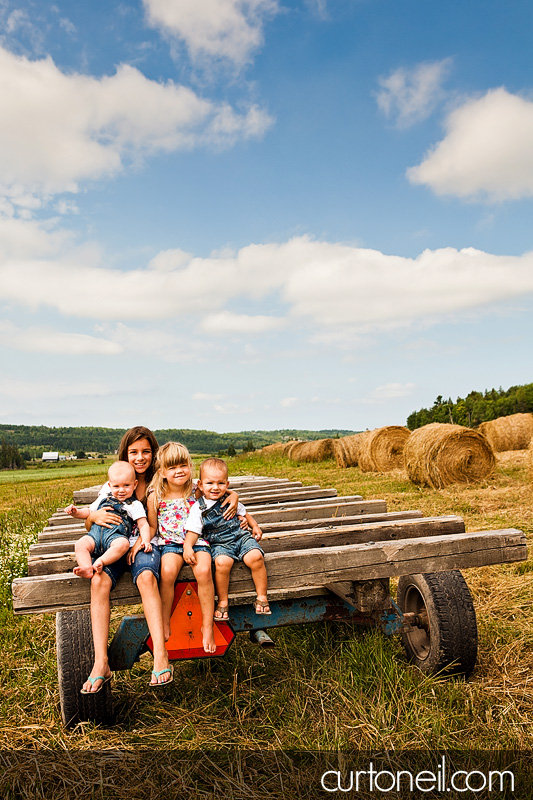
[73,565,95,579]
[202,625,216,654]
[92,559,104,574]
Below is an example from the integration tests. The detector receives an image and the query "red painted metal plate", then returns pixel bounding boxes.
[146,580,235,660]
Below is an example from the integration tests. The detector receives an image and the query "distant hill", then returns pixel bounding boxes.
[0,425,357,456]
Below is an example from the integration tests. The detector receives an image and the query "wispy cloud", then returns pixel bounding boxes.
[376,58,452,128]
[143,0,279,69]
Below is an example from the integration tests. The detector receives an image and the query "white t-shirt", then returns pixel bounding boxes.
[90,482,146,521]
[186,498,246,536]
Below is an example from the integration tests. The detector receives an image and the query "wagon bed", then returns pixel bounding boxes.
[12,475,527,727]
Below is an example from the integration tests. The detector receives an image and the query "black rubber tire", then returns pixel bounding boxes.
[56,609,114,728]
[397,571,478,678]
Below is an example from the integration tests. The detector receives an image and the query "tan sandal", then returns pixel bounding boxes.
[253,598,271,615]
[214,604,229,621]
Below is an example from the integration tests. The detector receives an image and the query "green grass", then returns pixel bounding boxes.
[2,451,533,759]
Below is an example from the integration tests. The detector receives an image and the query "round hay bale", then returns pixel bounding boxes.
[404,422,495,489]
[283,440,302,458]
[358,426,411,473]
[333,433,367,468]
[529,440,533,478]
[478,412,533,452]
[287,438,335,462]
[261,442,286,456]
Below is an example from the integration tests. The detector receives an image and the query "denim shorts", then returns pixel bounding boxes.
[160,542,211,558]
[98,555,128,590]
[210,534,264,563]
[129,545,161,586]
[89,524,129,554]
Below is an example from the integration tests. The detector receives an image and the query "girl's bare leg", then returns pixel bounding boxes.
[82,570,113,692]
[192,552,216,653]
[160,552,184,640]
[136,570,171,684]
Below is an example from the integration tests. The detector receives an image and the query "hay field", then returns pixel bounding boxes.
[2,452,533,761]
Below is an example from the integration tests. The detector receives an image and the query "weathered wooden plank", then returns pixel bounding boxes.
[250,497,381,523]
[243,487,338,505]
[36,500,393,545]
[13,529,526,614]
[27,515,466,576]
[31,510,423,557]
[259,510,421,533]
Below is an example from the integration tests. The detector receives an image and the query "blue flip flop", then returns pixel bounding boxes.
[150,664,174,688]
[80,673,113,695]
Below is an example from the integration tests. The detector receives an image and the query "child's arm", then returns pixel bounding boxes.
[136,517,152,553]
[221,490,239,519]
[64,504,90,520]
[183,531,199,565]
[245,512,262,541]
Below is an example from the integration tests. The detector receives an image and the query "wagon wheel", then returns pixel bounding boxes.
[56,609,114,728]
[397,571,477,678]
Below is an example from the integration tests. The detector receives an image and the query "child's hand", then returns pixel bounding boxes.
[183,546,196,566]
[64,504,78,517]
[238,515,249,530]
[252,526,263,541]
[142,539,152,554]
[127,538,143,565]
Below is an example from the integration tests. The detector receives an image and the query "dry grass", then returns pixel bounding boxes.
[2,452,533,776]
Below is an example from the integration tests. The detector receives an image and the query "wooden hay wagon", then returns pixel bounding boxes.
[12,475,527,728]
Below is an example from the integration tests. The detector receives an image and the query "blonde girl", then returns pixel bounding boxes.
[146,442,238,655]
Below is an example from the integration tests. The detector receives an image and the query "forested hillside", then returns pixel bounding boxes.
[407,383,533,430]
[0,425,356,456]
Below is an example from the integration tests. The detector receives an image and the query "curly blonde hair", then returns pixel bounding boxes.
[149,441,194,504]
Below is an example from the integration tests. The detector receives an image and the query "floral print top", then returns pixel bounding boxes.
[155,492,210,547]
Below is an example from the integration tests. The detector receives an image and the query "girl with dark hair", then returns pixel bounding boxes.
[83,426,172,690]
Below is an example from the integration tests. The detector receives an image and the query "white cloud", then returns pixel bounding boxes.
[0,45,272,199]
[200,311,285,334]
[281,397,298,407]
[143,0,278,68]
[0,377,118,399]
[407,88,533,200]
[0,321,122,356]
[193,392,225,400]
[367,383,416,400]
[376,59,452,128]
[3,228,533,338]
[213,401,252,414]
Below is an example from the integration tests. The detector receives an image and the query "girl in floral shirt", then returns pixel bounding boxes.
[146,442,237,655]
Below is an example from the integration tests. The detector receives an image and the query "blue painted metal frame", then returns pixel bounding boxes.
[108,593,405,671]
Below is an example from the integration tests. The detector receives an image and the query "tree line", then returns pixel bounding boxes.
[0,425,356,456]
[407,383,533,430]
[0,441,25,470]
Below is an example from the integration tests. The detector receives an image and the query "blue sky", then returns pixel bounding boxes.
[0,0,532,433]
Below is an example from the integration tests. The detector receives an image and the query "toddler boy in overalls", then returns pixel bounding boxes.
[184,457,270,620]
[65,461,151,581]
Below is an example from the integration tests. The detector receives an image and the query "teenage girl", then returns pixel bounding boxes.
[144,442,238,654]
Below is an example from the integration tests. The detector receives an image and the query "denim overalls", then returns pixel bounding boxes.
[89,494,133,556]
[198,495,263,562]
